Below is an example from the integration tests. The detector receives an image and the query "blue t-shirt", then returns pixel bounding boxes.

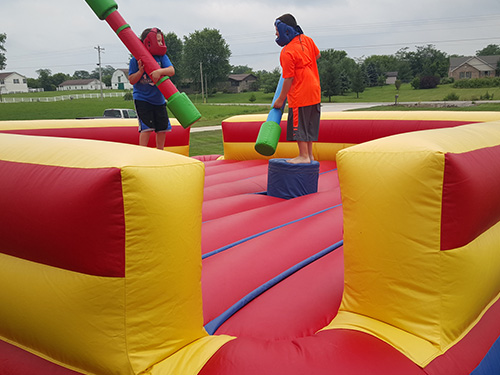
[129,54,172,105]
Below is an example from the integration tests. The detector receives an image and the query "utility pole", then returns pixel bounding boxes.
[200,61,206,104]
[95,45,105,100]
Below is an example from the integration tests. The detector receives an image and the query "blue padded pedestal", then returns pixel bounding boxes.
[267,158,320,199]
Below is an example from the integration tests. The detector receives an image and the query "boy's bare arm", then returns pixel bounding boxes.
[151,66,175,83]
[273,77,293,109]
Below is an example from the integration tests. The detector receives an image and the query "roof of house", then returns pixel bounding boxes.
[449,55,500,72]
[386,71,398,77]
[0,72,26,79]
[115,69,129,77]
[59,79,101,86]
[228,74,257,82]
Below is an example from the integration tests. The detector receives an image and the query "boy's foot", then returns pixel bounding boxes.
[287,156,311,164]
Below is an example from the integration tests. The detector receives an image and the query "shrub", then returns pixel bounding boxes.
[453,77,500,89]
[411,77,420,90]
[249,93,256,103]
[443,92,459,101]
[123,91,133,101]
[441,77,454,84]
[480,91,494,100]
[419,76,440,89]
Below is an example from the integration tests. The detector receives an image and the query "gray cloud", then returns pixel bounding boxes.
[2,0,500,77]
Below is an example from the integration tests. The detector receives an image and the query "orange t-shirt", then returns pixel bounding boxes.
[280,34,321,108]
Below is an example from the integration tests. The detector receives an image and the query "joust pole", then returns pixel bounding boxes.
[254,75,286,156]
[84,0,200,128]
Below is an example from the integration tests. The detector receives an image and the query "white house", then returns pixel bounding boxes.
[0,72,29,94]
[111,69,133,90]
[385,71,398,85]
[58,79,105,91]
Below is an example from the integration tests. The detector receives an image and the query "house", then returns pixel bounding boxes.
[58,79,105,91]
[385,71,398,85]
[0,72,29,94]
[225,74,257,93]
[448,56,500,80]
[111,69,133,90]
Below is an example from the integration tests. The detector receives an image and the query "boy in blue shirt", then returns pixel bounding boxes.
[129,28,175,149]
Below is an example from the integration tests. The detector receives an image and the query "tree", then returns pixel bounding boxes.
[319,63,340,101]
[164,32,183,84]
[398,44,449,78]
[339,71,351,95]
[91,64,115,87]
[351,65,366,99]
[36,69,55,91]
[231,65,254,74]
[258,68,281,94]
[0,33,6,70]
[182,28,231,93]
[317,48,358,99]
[52,72,70,88]
[363,61,379,87]
[73,70,91,79]
[476,44,500,56]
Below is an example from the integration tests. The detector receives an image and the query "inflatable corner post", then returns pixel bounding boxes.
[255,76,286,156]
[330,122,500,367]
[84,0,201,129]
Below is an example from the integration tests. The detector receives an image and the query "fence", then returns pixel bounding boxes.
[0,92,126,103]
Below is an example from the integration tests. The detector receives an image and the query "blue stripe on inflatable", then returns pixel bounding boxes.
[201,204,342,260]
[471,335,500,375]
[204,240,344,335]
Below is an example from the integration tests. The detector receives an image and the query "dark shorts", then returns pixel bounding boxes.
[134,100,171,133]
[286,103,321,142]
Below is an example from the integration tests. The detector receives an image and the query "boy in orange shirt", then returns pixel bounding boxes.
[273,14,321,164]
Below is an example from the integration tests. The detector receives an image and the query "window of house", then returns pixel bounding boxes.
[466,72,472,79]
[459,72,465,79]
[0,79,4,84]
[13,79,19,84]
[23,79,27,83]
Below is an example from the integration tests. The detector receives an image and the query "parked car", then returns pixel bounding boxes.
[77,108,137,119]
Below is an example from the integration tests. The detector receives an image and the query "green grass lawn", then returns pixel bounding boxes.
[325,82,500,103]
[2,85,500,155]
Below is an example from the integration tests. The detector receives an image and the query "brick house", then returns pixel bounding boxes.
[448,56,500,80]
[225,74,258,93]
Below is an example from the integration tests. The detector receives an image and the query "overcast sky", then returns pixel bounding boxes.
[3,0,500,78]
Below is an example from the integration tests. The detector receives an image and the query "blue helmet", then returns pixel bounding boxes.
[275,19,303,47]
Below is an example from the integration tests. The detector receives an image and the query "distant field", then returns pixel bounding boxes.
[2,85,500,156]
[0,92,269,127]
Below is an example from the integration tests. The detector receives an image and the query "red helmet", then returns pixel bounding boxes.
[143,28,167,56]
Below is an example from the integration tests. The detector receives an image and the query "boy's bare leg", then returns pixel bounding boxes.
[156,132,166,150]
[287,141,311,164]
[139,131,151,147]
[307,142,314,161]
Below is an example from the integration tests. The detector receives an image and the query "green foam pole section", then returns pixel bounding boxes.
[255,120,282,156]
[85,0,118,20]
[167,92,202,129]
